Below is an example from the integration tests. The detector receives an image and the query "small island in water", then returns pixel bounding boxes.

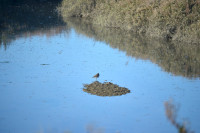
[83,81,130,96]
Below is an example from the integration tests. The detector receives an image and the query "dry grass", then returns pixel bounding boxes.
[59,0,200,44]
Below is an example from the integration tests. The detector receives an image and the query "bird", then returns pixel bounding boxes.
[92,73,99,81]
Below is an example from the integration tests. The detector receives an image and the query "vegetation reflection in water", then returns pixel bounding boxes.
[0,0,66,49]
[62,100,194,133]
[1,1,199,78]
[164,99,193,133]
[64,18,200,79]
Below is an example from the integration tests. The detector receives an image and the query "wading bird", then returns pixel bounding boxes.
[93,73,99,81]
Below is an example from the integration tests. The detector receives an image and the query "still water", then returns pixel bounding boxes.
[0,5,200,131]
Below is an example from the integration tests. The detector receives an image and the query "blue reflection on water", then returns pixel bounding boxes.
[0,28,200,133]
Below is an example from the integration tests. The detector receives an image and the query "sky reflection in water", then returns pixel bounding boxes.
[0,27,200,133]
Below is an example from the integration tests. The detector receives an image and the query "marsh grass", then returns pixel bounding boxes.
[59,0,200,44]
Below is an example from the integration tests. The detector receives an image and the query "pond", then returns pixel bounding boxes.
[0,2,200,133]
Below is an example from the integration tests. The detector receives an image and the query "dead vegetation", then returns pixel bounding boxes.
[59,0,200,44]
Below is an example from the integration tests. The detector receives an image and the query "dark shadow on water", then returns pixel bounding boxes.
[0,61,9,63]
[63,18,200,79]
[0,0,67,49]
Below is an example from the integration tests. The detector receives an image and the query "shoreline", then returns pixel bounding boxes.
[59,0,200,44]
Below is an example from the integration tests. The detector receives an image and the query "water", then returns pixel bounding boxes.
[0,24,200,133]
[0,3,200,133]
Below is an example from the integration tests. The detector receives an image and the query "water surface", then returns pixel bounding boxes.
[0,4,200,133]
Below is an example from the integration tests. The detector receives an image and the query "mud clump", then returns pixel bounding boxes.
[83,81,130,96]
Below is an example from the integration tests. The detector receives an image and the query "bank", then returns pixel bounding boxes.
[59,0,200,44]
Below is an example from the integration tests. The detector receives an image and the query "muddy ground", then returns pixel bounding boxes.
[83,81,130,96]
